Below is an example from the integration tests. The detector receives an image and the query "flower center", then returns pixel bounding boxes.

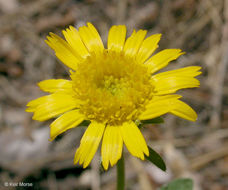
[71,50,154,125]
[100,75,128,96]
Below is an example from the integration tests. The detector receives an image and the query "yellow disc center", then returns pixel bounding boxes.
[71,50,154,125]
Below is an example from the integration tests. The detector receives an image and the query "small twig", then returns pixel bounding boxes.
[0,76,28,105]
[91,153,101,190]
[130,157,155,190]
[127,2,158,30]
[209,0,228,128]
[116,0,127,24]
[190,142,228,171]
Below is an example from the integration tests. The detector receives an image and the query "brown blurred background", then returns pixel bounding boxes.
[0,0,228,189]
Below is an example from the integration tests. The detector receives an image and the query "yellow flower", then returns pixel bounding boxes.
[26,23,201,170]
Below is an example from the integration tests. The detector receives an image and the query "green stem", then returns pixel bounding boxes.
[117,154,125,190]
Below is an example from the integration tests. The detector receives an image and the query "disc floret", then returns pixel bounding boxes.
[71,50,154,125]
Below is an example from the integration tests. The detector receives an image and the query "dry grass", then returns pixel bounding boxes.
[0,0,227,189]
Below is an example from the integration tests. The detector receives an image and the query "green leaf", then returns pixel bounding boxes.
[160,178,193,190]
[80,120,90,127]
[136,117,164,128]
[141,117,164,124]
[145,146,166,171]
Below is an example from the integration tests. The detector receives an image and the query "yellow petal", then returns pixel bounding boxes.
[124,29,147,57]
[153,66,202,78]
[78,22,104,53]
[26,95,51,112]
[152,66,201,95]
[152,77,200,95]
[45,33,81,70]
[27,94,78,121]
[170,100,197,121]
[139,95,182,120]
[145,49,184,74]
[120,121,149,160]
[137,34,162,63]
[38,79,73,94]
[74,122,105,168]
[108,25,127,52]
[62,26,89,58]
[50,109,85,141]
[101,125,123,170]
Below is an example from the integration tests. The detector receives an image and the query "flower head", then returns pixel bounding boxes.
[26,23,201,170]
